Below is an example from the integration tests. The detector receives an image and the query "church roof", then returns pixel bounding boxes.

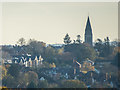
[85,16,92,35]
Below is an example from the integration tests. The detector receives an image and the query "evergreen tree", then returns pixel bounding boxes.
[63,33,72,44]
[76,35,81,44]
[104,37,111,56]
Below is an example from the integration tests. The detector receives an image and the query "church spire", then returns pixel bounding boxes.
[84,16,93,46]
[85,16,92,34]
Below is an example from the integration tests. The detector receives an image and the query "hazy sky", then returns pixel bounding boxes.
[1,2,118,45]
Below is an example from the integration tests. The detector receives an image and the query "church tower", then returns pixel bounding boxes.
[85,16,93,46]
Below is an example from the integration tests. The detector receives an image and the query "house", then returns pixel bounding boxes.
[1,59,12,64]
[39,55,43,64]
[12,55,44,67]
[19,59,24,65]
[7,60,12,64]
[83,58,94,66]
[40,77,45,81]
[73,58,95,75]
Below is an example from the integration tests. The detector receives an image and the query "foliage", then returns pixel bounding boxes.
[94,37,114,57]
[61,80,87,88]
[39,61,50,68]
[76,35,81,44]
[1,86,8,89]
[7,64,21,78]
[94,38,104,56]
[24,71,38,86]
[0,65,6,80]
[25,39,46,56]
[2,46,15,57]
[112,52,120,68]
[63,33,72,44]
[57,52,73,66]
[38,80,48,88]
[17,38,26,46]
[27,81,37,88]
[91,82,112,88]
[0,65,7,79]
[48,83,59,88]
[1,37,120,88]
[64,43,96,62]
[103,37,111,56]
[2,51,12,60]
[44,46,57,63]
[2,74,17,88]
[49,63,56,68]
[16,72,28,88]
[57,48,64,55]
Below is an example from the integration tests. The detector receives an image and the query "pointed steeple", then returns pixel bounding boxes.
[85,16,92,35]
[84,16,93,46]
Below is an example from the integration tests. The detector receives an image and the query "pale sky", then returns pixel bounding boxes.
[1,2,118,45]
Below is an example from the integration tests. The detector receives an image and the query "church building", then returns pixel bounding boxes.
[84,16,93,46]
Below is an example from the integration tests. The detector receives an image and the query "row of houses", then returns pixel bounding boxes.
[3,55,44,67]
[37,66,114,88]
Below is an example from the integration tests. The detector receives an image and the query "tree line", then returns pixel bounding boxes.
[2,33,119,66]
[1,33,120,88]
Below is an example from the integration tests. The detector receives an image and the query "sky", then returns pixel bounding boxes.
[1,2,118,45]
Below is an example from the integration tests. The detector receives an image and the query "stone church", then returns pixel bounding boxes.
[84,16,93,46]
